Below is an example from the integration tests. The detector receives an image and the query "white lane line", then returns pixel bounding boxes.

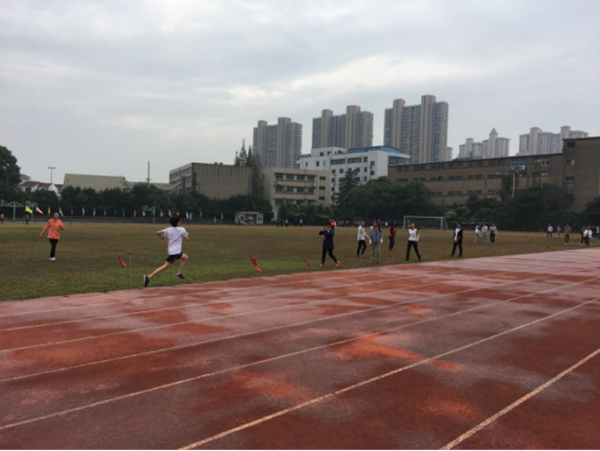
[0,272,460,352]
[0,270,430,332]
[178,297,600,450]
[0,276,596,431]
[440,347,600,450]
[0,266,414,318]
[0,271,554,383]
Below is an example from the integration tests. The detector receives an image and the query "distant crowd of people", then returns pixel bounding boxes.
[473,223,498,244]
[547,224,600,246]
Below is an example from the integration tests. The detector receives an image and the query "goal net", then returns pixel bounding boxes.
[403,216,449,231]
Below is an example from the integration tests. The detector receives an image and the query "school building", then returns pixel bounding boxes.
[169,163,252,199]
[263,168,331,215]
[390,136,600,210]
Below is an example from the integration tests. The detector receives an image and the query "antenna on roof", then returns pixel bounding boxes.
[146,161,151,184]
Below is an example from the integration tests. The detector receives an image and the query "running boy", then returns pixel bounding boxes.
[40,212,65,262]
[144,216,189,287]
[319,222,339,267]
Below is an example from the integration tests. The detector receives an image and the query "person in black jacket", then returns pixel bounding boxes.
[450,222,463,257]
[319,222,339,268]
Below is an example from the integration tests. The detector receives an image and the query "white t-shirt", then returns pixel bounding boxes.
[162,226,189,255]
[408,228,418,241]
[475,226,480,234]
[357,225,367,241]
[482,226,488,233]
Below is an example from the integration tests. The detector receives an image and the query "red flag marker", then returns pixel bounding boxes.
[547,245,551,250]
[251,258,262,272]
[118,256,127,267]
[302,259,311,268]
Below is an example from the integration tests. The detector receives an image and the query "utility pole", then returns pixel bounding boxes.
[146,161,151,184]
[48,166,56,187]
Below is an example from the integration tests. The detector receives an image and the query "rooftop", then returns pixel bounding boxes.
[347,146,408,156]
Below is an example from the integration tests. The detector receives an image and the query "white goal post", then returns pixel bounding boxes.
[403,216,449,231]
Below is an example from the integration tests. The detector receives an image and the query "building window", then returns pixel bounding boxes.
[275,173,283,180]
[468,175,475,179]
[319,186,325,190]
[370,170,375,176]
[566,159,575,166]
[448,176,455,181]
[541,159,551,166]
[520,160,528,168]
[285,187,294,193]
[448,191,454,195]
[331,158,346,165]
[364,176,367,181]
[319,196,325,200]
[363,157,368,162]
[565,176,575,182]
[297,175,305,181]
[319,152,324,156]
[308,188,315,194]
[455,175,463,180]
[370,161,375,166]
[316,161,320,167]
[455,191,462,195]
[331,178,336,184]
[567,141,576,148]
[275,186,283,192]
[542,171,550,176]
[510,160,519,169]
[319,176,326,180]
[307,175,315,181]
[305,163,308,168]
[339,169,344,174]
[364,167,368,172]
[332,169,336,174]
[476,174,483,180]
[286,174,294,180]
[348,157,361,164]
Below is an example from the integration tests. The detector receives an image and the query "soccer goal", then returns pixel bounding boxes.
[403,216,449,231]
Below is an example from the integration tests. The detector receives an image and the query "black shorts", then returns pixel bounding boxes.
[166,252,182,263]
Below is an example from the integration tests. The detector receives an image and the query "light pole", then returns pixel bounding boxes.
[48,167,56,188]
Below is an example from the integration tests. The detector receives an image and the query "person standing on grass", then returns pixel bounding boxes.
[369,220,383,264]
[450,222,463,257]
[356,221,368,258]
[319,222,339,268]
[299,218,303,228]
[0,212,4,223]
[564,223,571,245]
[388,221,397,255]
[584,226,592,246]
[596,225,600,240]
[490,223,497,243]
[556,225,562,238]
[482,223,489,244]
[547,224,554,238]
[474,224,481,244]
[405,222,421,262]
[144,216,189,287]
[40,212,65,262]
[580,226,586,244]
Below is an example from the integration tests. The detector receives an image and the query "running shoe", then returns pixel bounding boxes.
[175,274,185,280]
[144,275,150,287]
[335,261,340,267]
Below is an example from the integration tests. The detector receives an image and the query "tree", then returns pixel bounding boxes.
[0,145,22,199]
[335,168,360,208]
[238,140,248,167]
[249,149,264,197]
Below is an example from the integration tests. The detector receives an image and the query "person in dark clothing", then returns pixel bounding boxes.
[388,221,397,254]
[319,222,339,268]
[450,222,463,257]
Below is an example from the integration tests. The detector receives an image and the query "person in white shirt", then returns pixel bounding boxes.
[584,226,593,246]
[481,224,489,244]
[405,223,421,262]
[474,224,481,244]
[356,221,368,258]
[144,216,190,287]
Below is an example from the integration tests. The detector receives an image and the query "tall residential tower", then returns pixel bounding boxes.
[253,118,302,169]
[383,95,449,163]
[312,105,373,149]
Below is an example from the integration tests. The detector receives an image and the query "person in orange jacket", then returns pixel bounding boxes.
[40,212,65,262]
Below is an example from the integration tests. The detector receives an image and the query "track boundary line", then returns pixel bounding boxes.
[0,264,445,317]
[0,270,562,383]
[0,270,459,333]
[1,276,598,431]
[0,271,468,353]
[440,347,600,450]
[177,297,600,450]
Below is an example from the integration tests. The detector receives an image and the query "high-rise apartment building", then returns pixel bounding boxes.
[253,118,302,169]
[519,126,588,156]
[312,105,373,149]
[458,129,510,159]
[383,95,449,163]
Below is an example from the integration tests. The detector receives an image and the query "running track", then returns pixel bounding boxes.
[1,249,599,449]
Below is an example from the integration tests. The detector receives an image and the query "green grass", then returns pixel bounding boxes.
[1,222,596,302]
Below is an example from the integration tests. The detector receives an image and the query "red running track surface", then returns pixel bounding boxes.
[1,249,599,449]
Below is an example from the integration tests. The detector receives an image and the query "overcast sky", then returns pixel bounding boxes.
[1,0,599,184]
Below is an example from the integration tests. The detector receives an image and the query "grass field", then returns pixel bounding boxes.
[1,222,597,302]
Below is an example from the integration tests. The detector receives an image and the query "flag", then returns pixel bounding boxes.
[117,256,127,268]
[47,206,51,215]
[59,207,64,216]
[93,208,96,217]
[250,258,262,273]
[302,259,311,268]
[35,207,44,215]
[25,206,33,214]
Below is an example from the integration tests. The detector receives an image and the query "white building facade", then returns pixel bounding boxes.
[458,128,510,159]
[519,126,588,156]
[297,146,410,204]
